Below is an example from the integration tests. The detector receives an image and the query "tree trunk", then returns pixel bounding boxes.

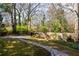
[10,4,14,34]
[30,17,32,31]
[27,14,30,32]
[18,13,21,25]
[74,4,79,42]
[27,3,31,32]
[77,3,79,41]
[13,3,17,33]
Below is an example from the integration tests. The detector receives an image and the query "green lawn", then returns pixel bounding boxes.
[0,38,50,56]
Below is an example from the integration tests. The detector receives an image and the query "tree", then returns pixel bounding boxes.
[0,3,15,33]
[25,3,40,32]
[54,3,79,41]
[40,13,48,32]
[48,4,69,32]
[16,3,25,26]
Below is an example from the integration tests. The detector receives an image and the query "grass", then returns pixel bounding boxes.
[25,38,79,56]
[1,25,31,35]
[16,25,27,32]
[1,25,28,34]
[0,38,50,56]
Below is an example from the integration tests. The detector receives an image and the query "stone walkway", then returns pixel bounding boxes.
[1,36,69,56]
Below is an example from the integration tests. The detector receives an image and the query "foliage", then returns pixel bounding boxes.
[0,38,5,48]
[39,25,48,32]
[16,25,35,34]
[0,14,3,24]
[0,4,12,13]
[16,25,27,31]
[0,3,76,34]
[51,19,61,32]
[48,4,73,33]
[51,18,69,32]
[52,40,79,50]
[16,25,28,34]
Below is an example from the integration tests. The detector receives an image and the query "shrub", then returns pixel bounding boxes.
[0,24,8,36]
[0,39,5,48]
[53,40,79,50]
[39,25,48,32]
[16,25,28,34]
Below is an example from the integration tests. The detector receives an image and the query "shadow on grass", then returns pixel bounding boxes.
[0,38,50,56]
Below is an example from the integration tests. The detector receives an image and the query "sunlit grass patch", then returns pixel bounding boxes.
[0,38,50,56]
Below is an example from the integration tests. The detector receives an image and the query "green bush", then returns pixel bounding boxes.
[51,19,61,32]
[16,25,28,34]
[51,18,69,32]
[68,42,79,49]
[39,25,48,32]
[0,24,8,35]
[0,39,5,48]
[16,25,27,31]
[53,40,79,50]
